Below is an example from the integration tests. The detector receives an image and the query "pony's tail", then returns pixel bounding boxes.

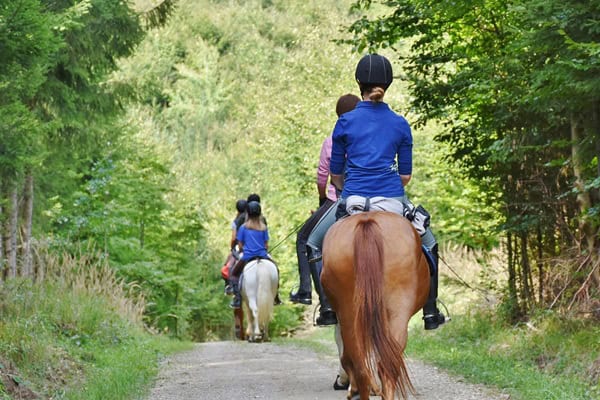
[353,217,414,398]
[256,263,276,329]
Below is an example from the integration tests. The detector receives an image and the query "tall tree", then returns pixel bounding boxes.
[0,0,175,280]
[0,0,59,277]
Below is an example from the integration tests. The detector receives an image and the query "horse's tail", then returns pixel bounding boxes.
[353,217,414,398]
[256,261,276,328]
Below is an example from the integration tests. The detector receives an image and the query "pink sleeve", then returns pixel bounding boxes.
[317,136,337,201]
[317,136,332,187]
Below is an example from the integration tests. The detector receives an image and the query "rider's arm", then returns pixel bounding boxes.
[397,125,413,188]
[331,173,344,192]
[400,174,411,187]
[330,120,346,193]
[317,136,333,203]
[230,226,237,250]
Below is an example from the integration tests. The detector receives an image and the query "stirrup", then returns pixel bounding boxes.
[308,254,322,263]
[229,296,241,309]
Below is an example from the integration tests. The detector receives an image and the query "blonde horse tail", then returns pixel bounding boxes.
[256,262,275,330]
[353,216,413,398]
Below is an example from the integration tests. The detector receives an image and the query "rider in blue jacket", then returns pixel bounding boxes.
[310,54,447,330]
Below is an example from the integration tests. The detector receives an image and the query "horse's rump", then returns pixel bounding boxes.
[321,211,429,399]
[241,259,278,342]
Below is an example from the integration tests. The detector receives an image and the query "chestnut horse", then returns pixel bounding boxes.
[321,211,430,399]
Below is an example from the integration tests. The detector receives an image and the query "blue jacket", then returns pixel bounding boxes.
[330,101,412,198]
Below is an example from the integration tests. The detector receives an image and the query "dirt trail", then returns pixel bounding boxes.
[147,336,508,400]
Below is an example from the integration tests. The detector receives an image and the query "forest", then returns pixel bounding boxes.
[0,0,598,398]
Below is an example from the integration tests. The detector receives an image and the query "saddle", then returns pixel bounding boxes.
[335,195,436,274]
[336,195,430,236]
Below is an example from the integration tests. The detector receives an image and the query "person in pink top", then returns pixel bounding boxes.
[317,136,337,207]
[290,93,360,326]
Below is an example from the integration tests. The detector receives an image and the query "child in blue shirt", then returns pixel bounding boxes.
[229,201,280,308]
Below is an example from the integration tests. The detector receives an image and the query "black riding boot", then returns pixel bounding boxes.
[309,248,337,326]
[229,282,241,309]
[423,244,446,330]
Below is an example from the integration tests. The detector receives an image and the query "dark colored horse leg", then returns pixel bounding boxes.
[234,307,245,340]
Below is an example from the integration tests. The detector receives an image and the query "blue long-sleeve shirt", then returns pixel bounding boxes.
[330,101,413,198]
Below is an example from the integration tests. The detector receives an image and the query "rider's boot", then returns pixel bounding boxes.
[422,244,447,330]
[316,307,338,326]
[229,282,242,309]
[224,279,234,295]
[310,249,338,326]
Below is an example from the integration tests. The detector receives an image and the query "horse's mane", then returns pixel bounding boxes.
[353,217,414,398]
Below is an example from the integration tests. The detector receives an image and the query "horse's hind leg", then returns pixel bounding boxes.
[335,324,349,387]
[250,306,260,341]
[378,362,395,400]
[354,371,372,400]
[341,349,370,400]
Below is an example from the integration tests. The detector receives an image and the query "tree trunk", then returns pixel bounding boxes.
[570,115,595,252]
[4,184,19,279]
[520,232,532,312]
[588,102,600,288]
[571,114,600,290]
[21,172,34,278]
[507,232,519,317]
[536,226,544,304]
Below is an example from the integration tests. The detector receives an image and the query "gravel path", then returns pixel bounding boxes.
[147,336,508,400]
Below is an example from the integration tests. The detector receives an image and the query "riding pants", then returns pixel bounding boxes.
[306,196,437,252]
[296,199,336,295]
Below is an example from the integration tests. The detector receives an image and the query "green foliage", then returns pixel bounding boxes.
[3,0,501,344]
[342,0,600,318]
[406,310,599,400]
[103,0,503,339]
[112,0,365,339]
[0,0,59,178]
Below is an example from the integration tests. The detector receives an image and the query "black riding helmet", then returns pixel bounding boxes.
[235,199,247,213]
[247,201,261,217]
[355,54,393,90]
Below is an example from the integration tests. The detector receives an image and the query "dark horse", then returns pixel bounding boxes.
[321,211,430,400]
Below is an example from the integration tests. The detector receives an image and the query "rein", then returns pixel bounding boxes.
[268,220,305,254]
[439,255,493,303]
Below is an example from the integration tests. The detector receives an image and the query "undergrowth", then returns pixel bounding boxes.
[406,310,599,400]
[0,250,190,399]
[405,244,599,400]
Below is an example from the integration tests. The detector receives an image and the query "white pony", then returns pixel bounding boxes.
[241,258,278,342]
